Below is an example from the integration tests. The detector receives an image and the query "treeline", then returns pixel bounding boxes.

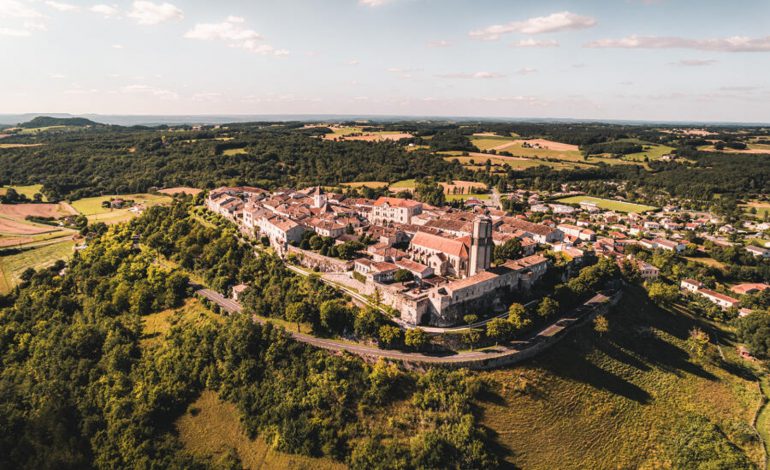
[581,141,644,156]
[0,126,466,200]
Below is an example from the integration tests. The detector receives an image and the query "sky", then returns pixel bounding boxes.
[1,0,769,122]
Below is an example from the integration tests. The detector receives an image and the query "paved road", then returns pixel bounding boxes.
[195,284,613,367]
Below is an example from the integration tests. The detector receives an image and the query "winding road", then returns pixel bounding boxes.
[195,285,615,368]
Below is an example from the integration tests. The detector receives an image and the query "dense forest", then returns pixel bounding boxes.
[1,120,769,203]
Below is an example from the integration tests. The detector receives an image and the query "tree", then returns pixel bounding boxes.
[393,269,414,283]
[405,328,429,351]
[507,303,531,331]
[354,307,382,339]
[493,238,522,265]
[687,327,710,358]
[647,282,679,306]
[593,314,609,336]
[486,318,512,345]
[463,314,478,326]
[735,313,770,358]
[537,297,559,318]
[378,325,403,349]
[286,301,309,332]
[463,328,481,351]
[414,179,446,206]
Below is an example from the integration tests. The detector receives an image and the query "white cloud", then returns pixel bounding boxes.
[0,27,30,36]
[112,44,123,49]
[586,35,770,52]
[436,71,505,79]
[386,67,418,79]
[49,73,66,79]
[184,16,288,56]
[192,92,222,102]
[670,58,717,66]
[359,0,392,6]
[470,11,596,40]
[90,4,119,17]
[511,38,559,48]
[517,67,538,75]
[428,39,450,48]
[127,1,182,25]
[120,84,179,100]
[345,59,359,65]
[45,1,78,12]
[0,0,43,19]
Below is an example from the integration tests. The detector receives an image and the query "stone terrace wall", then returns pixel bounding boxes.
[287,245,352,272]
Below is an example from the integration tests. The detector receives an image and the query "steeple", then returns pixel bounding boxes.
[469,216,493,276]
[312,186,326,208]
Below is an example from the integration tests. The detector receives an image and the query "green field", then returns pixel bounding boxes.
[0,239,75,293]
[445,193,491,202]
[341,181,390,189]
[389,179,417,190]
[222,147,247,156]
[479,288,765,469]
[556,195,657,213]
[177,390,345,470]
[623,143,676,161]
[743,202,770,219]
[471,135,520,151]
[0,184,45,200]
[71,193,171,224]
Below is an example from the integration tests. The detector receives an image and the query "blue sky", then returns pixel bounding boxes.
[1,0,769,121]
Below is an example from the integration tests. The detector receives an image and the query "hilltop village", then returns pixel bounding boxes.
[206,184,768,327]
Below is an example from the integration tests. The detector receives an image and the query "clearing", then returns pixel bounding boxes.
[158,187,203,196]
[70,193,172,224]
[556,196,657,213]
[222,147,248,156]
[0,238,76,293]
[479,288,765,469]
[341,181,390,189]
[177,390,345,470]
[0,184,46,200]
[322,126,413,142]
[0,202,77,220]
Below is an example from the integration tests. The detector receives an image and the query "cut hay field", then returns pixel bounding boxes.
[0,202,76,220]
[0,238,76,293]
[177,390,345,470]
[158,187,203,196]
[623,143,676,161]
[0,184,46,200]
[322,126,413,142]
[742,201,770,219]
[473,138,583,160]
[341,181,389,189]
[222,147,247,156]
[70,193,171,224]
[556,196,657,213]
[479,288,765,469]
[699,144,770,154]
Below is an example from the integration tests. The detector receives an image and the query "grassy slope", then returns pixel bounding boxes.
[0,239,75,293]
[141,299,345,469]
[71,193,171,224]
[479,288,764,469]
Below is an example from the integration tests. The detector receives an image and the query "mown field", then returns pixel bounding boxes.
[70,193,171,224]
[556,195,657,213]
[0,184,45,200]
[480,289,765,469]
[0,238,76,293]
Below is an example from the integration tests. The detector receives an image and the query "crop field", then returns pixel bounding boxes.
[742,201,770,219]
[0,143,44,149]
[0,238,76,293]
[444,154,590,171]
[623,143,676,161]
[177,390,345,470]
[341,181,390,189]
[698,143,770,154]
[0,184,46,200]
[556,195,657,213]
[158,186,203,196]
[389,179,417,191]
[222,147,247,156]
[479,289,765,469]
[0,202,76,220]
[322,126,413,142]
[471,135,520,151]
[71,193,171,224]
[477,138,583,160]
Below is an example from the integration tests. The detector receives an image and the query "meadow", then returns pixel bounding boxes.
[0,184,46,200]
[0,238,76,293]
[742,201,770,219]
[556,195,657,213]
[70,193,172,224]
[480,289,765,469]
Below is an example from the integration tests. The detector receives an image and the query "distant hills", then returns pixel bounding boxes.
[17,116,101,128]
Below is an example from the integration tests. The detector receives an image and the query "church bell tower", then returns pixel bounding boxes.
[469,216,493,276]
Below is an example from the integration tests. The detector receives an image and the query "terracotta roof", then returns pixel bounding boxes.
[373,196,422,209]
[699,289,739,305]
[410,231,469,258]
[731,283,770,295]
